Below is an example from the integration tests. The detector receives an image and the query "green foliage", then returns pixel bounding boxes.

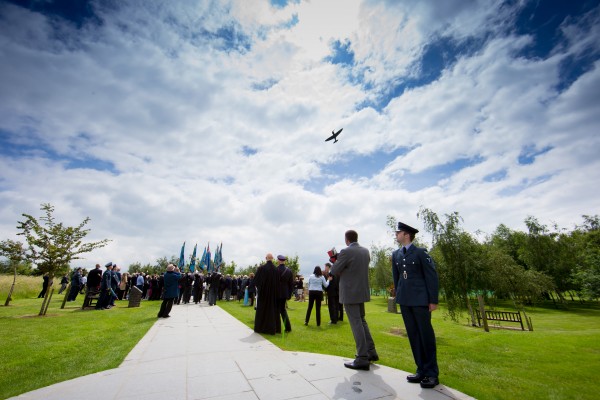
[370,244,393,295]
[15,203,110,279]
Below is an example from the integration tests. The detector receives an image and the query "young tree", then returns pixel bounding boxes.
[16,203,110,315]
[0,239,27,306]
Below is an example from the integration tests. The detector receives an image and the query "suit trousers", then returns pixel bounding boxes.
[327,294,339,323]
[400,305,438,378]
[344,303,376,363]
[157,297,175,317]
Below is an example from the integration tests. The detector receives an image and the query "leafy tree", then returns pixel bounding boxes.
[571,215,600,300]
[16,203,110,315]
[418,207,485,323]
[0,239,27,305]
[370,244,393,296]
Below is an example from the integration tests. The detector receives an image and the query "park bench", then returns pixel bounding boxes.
[475,309,532,331]
[82,287,101,309]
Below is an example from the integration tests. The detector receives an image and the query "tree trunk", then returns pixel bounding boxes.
[4,264,17,306]
[466,297,476,326]
[60,282,71,309]
[43,287,54,315]
[38,277,54,316]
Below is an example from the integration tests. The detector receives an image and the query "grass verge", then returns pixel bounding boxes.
[0,295,160,399]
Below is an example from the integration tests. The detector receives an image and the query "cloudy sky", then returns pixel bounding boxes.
[1,0,599,276]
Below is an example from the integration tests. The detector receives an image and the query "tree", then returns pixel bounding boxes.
[571,215,600,300]
[418,207,484,323]
[0,239,26,306]
[370,244,393,296]
[16,203,110,315]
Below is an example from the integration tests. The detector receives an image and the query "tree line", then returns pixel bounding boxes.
[369,208,600,322]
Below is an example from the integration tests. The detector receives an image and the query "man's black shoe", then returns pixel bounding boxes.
[406,374,423,383]
[368,354,379,362]
[344,361,370,371]
[420,377,439,388]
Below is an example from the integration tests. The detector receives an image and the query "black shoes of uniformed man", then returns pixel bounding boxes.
[407,374,439,388]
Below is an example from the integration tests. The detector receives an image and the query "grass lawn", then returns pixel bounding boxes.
[219,296,600,400]
[0,292,160,399]
[1,278,599,400]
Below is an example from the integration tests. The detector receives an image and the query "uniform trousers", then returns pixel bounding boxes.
[276,298,292,332]
[400,305,438,377]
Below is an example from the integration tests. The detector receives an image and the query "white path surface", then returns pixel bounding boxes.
[10,303,475,400]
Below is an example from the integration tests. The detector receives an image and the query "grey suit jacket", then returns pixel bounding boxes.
[330,242,371,304]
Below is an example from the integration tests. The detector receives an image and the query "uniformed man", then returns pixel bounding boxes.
[392,222,440,389]
[95,262,114,310]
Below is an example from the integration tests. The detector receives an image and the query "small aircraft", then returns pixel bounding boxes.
[325,128,343,143]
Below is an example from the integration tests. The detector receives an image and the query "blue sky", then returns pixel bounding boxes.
[1,0,599,276]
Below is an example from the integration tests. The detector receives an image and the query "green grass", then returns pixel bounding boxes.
[0,293,160,399]
[1,274,43,300]
[219,296,600,400]
[2,277,599,400]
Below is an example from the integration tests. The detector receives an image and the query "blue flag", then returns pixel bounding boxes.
[206,243,212,272]
[178,241,186,271]
[199,247,207,270]
[189,243,197,272]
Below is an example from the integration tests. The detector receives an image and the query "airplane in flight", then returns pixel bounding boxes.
[325,128,343,143]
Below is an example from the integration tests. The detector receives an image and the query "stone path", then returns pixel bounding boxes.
[10,303,474,400]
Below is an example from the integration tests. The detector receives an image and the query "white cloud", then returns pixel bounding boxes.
[0,0,599,276]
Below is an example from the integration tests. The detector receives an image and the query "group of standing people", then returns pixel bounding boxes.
[253,254,294,334]
[250,224,440,389]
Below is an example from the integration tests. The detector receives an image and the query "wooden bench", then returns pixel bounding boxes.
[475,309,531,331]
[82,287,101,309]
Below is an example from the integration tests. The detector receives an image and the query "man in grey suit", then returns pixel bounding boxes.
[331,230,378,371]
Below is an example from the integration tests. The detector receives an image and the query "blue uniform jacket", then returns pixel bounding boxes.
[392,245,439,306]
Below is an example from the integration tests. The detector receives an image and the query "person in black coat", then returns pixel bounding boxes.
[275,255,294,333]
[87,264,103,291]
[253,253,280,335]
[192,273,203,303]
[95,263,114,310]
[324,263,340,324]
[393,222,440,389]
[67,268,83,301]
[38,273,49,298]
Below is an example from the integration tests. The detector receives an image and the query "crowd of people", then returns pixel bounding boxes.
[40,222,441,389]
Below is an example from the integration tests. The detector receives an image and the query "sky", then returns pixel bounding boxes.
[1,0,599,277]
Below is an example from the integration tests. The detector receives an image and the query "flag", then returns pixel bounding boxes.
[214,242,223,271]
[199,246,207,270]
[189,243,197,272]
[178,241,186,271]
[205,243,212,272]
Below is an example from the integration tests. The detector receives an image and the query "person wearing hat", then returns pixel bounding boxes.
[276,255,294,333]
[393,222,440,388]
[95,263,114,310]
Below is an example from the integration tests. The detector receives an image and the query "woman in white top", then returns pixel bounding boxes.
[304,266,330,326]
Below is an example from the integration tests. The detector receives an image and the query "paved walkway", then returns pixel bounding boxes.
[11,303,474,400]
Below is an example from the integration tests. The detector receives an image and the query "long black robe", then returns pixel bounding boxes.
[253,261,280,334]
